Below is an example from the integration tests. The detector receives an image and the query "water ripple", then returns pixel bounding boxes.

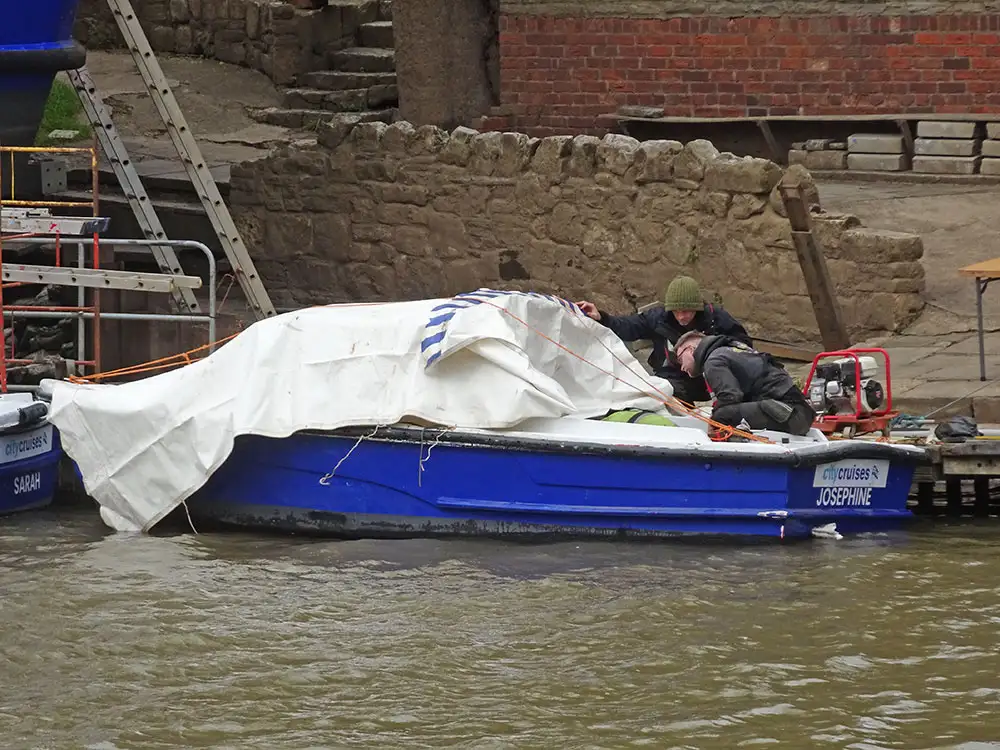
[1,512,999,748]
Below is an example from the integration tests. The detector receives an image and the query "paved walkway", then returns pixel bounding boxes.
[805,180,1000,424]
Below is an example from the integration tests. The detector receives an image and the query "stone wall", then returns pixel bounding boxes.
[75,0,365,85]
[228,121,926,344]
[492,0,1000,134]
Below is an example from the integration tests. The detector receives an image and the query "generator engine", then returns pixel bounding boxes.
[807,355,885,417]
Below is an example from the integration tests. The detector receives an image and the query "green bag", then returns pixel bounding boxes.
[599,409,676,427]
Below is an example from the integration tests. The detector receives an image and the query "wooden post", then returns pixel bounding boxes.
[779,178,851,352]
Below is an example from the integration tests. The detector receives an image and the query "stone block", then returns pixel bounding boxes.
[840,228,924,263]
[672,139,719,182]
[635,139,682,183]
[596,133,641,176]
[407,124,449,155]
[847,153,910,171]
[703,154,783,194]
[988,123,1000,140]
[804,150,848,170]
[530,135,573,177]
[981,140,1000,157]
[618,105,663,118]
[914,137,980,157]
[804,138,832,151]
[379,120,414,153]
[981,158,1000,175]
[916,120,979,139]
[317,114,362,148]
[912,155,982,175]
[847,134,904,154]
[566,135,600,178]
[495,132,538,177]
[438,126,478,166]
[788,149,807,166]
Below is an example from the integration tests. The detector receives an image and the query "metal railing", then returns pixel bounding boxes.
[2,237,217,345]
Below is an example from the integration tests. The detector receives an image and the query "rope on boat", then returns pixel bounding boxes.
[66,331,242,383]
[418,427,451,487]
[319,425,383,485]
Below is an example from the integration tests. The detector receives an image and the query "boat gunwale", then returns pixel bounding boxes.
[293,425,931,467]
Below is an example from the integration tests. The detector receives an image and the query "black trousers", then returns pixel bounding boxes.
[713,401,816,436]
[663,372,712,403]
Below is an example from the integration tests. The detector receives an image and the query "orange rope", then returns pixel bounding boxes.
[67,331,242,383]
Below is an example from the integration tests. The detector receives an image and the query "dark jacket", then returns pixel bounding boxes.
[691,335,806,408]
[597,303,752,378]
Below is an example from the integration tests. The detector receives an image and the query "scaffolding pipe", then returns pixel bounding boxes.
[3,310,215,323]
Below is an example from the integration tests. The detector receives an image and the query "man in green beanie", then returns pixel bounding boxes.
[577,275,752,403]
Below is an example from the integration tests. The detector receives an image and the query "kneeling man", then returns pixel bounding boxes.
[674,331,815,436]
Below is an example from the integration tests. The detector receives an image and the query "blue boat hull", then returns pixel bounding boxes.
[186,427,922,541]
[0,0,86,148]
[0,423,62,515]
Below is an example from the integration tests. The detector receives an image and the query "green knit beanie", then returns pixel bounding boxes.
[663,276,702,311]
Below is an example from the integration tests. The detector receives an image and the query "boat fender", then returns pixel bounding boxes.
[17,402,49,427]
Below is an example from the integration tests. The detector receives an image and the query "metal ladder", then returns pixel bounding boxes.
[72,0,277,320]
[65,65,201,314]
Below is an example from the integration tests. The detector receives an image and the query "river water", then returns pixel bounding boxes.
[2,509,1000,750]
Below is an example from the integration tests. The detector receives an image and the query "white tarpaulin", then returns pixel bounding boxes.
[46,289,668,533]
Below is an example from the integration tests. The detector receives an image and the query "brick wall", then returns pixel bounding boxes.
[493,9,1000,135]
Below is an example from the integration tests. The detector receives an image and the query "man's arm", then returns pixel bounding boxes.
[703,355,745,407]
[596,309,658,343]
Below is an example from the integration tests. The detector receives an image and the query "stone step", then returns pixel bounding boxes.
[330,47,395,73]
[250,106,397,130]
[359,20,394,48]
[284,87,364,112]
[299,70,396,91]
[327,0,379,26]
[283,85,398,112]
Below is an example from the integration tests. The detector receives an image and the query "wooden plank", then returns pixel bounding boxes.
[779,179,851,352]
[896,119,915,154]
[943,456,1000,476]
[756,120,783,163]
[959,257,1000,278]
[755,339,819,362]
[616,113,1000,125]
